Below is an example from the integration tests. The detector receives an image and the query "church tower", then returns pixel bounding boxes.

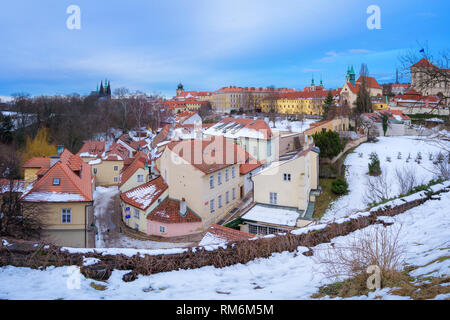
[176,83,184,96]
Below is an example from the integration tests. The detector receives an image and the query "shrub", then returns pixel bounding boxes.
[368,152,381,176]
[331,178,348,195]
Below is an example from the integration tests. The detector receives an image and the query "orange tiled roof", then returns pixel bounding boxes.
[356,76,382,89]
[147,198,201,224]
[205,224,254,243]
[151,124,171,149]
[23,157,50,169]
[120,176,168,211]
[119,152,148,187]
[411,58,437,69]
[175,111,197,123]
[21,149,93,202]
[240,161,263,175]
[103,142,130,161]
[216,117,273,140]
[167,136,256,175]
[77,141,106,158]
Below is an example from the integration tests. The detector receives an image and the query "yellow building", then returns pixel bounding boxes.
[159,136,261,229]
[241,136,320,235]
[21,149,94,248]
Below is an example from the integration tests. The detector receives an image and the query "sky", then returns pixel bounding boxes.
[0,0,449,99]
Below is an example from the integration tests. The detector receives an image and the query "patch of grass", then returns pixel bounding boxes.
[367,178,446,209]
[89,282,107,291]
[312,268,450,300]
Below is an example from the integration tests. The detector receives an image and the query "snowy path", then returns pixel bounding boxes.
[1,188,448,299]
[321,136,449,223]
[93,186,193,250]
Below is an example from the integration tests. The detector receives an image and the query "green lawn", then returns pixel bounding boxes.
[312,178,341,220]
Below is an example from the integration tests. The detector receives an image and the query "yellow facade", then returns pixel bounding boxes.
[261,97,325,115]
[24,168,40,187]
[252,142,319,212]
[91,160,123,187]
[23,201,93,248]
[373,102,388,110]
[159,148,243,229]
[304,117,350,136]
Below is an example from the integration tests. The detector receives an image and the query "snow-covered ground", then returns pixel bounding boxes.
[321,136,449,223]
[1,185,448,300]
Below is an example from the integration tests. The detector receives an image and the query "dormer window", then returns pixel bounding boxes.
[53,178,60,186]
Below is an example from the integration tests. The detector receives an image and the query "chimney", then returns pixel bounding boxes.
[57,145,64,155]
[179,198,187,216]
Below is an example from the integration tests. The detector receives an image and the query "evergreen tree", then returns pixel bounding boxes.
[0,113,14,144]
[381,113,389,136]
[322,91,333,120]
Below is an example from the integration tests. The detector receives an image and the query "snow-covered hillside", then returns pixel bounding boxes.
[1,186,448,300]
[321,136,449,223]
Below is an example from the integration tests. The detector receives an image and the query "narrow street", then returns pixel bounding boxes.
[93,186,195,249]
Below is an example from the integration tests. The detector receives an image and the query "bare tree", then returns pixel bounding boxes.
[399,45,450,116]
[395,166,422,194]
[364,170,391,204]
[315,225,406,280]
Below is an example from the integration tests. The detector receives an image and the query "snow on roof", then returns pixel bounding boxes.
[120,177,168,211]
[22,192,86,202]
[242,204,301,227]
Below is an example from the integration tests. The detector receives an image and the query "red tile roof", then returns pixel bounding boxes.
[119,152,148,187]
[151,124,171,149]
[103,142,130,161]
[411,58,437,69]
[240,161,263,175]
[204,224,254,243]
[356,76,382,89]
[175,111,198,124]
[23,157,50,169]
[214,117,273,140]
[167,136,256,175]
[77,141,106,158]
[147,198,201,224]
[21,149,93,202]
[120,176,168,211]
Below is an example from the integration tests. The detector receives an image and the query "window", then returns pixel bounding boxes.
[93,168,97,174]
[209,175,214,189]
[218,195,222,208]
[231,166,236,179]
[159,225,166,233]
[283,173,291,181]
[218,172,222,185]
[134,223,139,231]
[133,208,140,219]
[137,174,144,183]
[114,177,118,183]
[225,168,229,182]
[270,192,278,205]
[232,188,236,200]
[226,191,230,204]
[53,178,60,186]
[61,209,71,224]
[114,166,119,171]
[210,199,215,213]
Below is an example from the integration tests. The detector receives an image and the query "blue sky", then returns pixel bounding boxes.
[0,0,449,98]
